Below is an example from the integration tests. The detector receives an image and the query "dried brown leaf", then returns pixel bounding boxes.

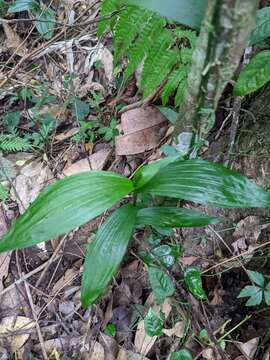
[3,22,27,57]
[163,321,185,338]
[115,107,167,155]
[238,337,260,360]
[0,316,34,353]
[63,148,112,176]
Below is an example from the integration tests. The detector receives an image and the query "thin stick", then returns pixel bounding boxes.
[202,240,270,274]
[35,234,67,287]
[0,255,60,297]
[24,278,48,360]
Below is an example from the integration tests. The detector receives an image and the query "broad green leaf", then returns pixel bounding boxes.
[135,159,270,208]
[265,281,270,292]
[245,290,262,306]
[144,308,163,337]
[33,7,55,40]
[250,7,270,45]
[137,206,220,228]
[81,204,136,308]
[238,285,261,298]
[184,266,207,300]
[247,270,265,287]
[132,156,180,189]
[233,51,270,96]
[0,171,133,252]
[8,0,38,12]
[170,349,193,360]
[148,266,175,304]
[124,0,207,29]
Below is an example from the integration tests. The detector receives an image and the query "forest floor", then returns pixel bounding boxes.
[1,1,270,359]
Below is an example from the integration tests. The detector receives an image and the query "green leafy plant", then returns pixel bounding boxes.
[0,157,270,308]
[233,50,270,96]
[148,266,175,304]
[98,118,119,142]
[169,349,193,360]
[99,0,196,106]
[238,270,270,306]
[249,7,270,46]
[104,323,116,337]
[184,266,207,300]
[8,0,55,39]
[144,308,164,337]
[0,133,32,152]
[0,184,9,203]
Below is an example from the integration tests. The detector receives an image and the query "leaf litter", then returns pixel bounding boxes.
[0,0,270,359]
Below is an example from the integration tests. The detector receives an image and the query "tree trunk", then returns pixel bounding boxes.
[173,0,259,150]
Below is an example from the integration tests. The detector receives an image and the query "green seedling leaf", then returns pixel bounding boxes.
[136,159,270,208]
[4,111,21,131]
[81,204,136,308]
[8,0,38,12]
[170,349,193,360]
[219,340,226,351]
[247,270,265,287]
[124,0,207,29]
[233,51,270,96]
[104,323,116,337]
[152,245,175,268]
[160,144,179,157]
[73,99,90,120]
[184,266,207,300]
[34,7,55,40]
[144,308,164,337]
[0,171,133,252]
[157,106,178,124]
[250,7,270,45]
[245,289,262,306]
[264,290,270,306]
[199,329,210,344]
[148,266,175,304]
[137,206,221,228]
[238,285,261,298]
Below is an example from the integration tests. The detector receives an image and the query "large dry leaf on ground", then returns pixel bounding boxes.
[52,260,82,295]
[63,148,111,176]
[88,341,105,360]
[134,295,171,355]
[0,316,34,353]
[163,321,185,338]
[3,22,27,57]
[0,208,11,293]
[12,159,53,213]
[238,337,260,359]
[95,47,113,82]
[115,107,168,155]
[117,348,149,360]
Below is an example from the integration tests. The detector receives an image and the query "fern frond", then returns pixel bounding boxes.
[175,70,189,107]
[173,28,197,49]
[161,67,187,105]
[0,183,9,202]
[124,15,166,80]
[97,0,119,36]
[140,30,177,96]
[0,134,32,152]
[114,6,151,64]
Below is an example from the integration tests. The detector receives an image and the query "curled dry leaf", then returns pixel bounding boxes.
[0,207,11,293]
[0,316,34,353]
[134,295,171,356]
[115,107,168,155]
[63,148,112,176]
[3,22,27,57]
[12,159,53,214]
[117,348,150,360]
[95,47,114,82]
[202,348,214,359]
[163,321,185,338]
[52,259,82,295]
[238,337,260,360]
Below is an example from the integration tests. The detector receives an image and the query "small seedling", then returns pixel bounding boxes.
[144,308,164,337]
[238,270,270,306]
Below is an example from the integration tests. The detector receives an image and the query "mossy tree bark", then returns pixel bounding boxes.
[174,0,259,145]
